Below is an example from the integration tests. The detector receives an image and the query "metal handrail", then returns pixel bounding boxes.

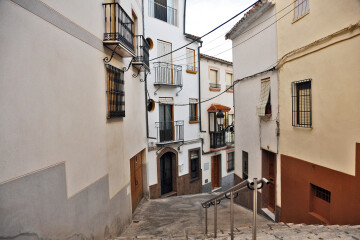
[201,178,269,240]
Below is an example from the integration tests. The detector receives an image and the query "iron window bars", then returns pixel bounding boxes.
[311,184,331,203]
[134,35,150,68]
[103,2,134,51]
[190,150,200,179]
[227,152,235,172]
[153,62,183,86]
[293,0,310,22]
[106,64,125,118]
[292,79,312,128]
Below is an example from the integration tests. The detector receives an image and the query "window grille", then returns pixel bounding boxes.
[227,151,234,172]
[292,79,312,128]
[311,184,331,203]
[294,0,309,21]
[190,150,200,179]
[106,64,125,118]
[242,151,248,180]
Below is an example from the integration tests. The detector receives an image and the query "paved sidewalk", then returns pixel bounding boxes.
[120,193,271,238]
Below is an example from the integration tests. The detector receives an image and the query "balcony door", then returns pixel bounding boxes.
[154,0,167,22]
[159,103,173,142]
[157,40,173,84]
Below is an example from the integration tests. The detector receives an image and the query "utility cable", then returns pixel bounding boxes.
[149,0,261,62]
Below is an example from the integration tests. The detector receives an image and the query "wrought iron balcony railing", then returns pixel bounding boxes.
[153,62,182,87]
[186,64,197,72]
[133,35,150,69]
[225,131,234,145]
[209,83,221,89]
[149,0,178,26]
[103,2,134,52]
[156,121,184,144]
[210,132,226,149]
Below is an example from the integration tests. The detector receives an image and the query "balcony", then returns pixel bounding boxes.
[156,121,184,145]
[149,0,178,26]
[226,131,234,146]
[103,2,135,57]
[209,83,221,89]
[153,62,182,87]
[133,35,150,71]
[186,64,197,74]
[210,132,226,150]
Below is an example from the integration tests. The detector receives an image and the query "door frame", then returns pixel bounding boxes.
[157,147,178,196]
[261,149,277,213]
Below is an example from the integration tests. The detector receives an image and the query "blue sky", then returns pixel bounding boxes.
[185,0,255,62]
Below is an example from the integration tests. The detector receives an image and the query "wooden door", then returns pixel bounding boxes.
[130,152,143,212]
[211,155,221,189]
[267,151,276,212]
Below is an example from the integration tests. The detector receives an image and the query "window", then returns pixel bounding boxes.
[256,78,271,116]
[209,69,220,89]
[226,113,234,127]
[159,97,174,142]
[226,72,233,91]
[189,149,200,180]
[157,40,172,63]
[293,0,309,21]
[189,98,198,122]
[186,48,196,73]
[149,0,177,26]
[311,184,331,203]
[106,64,125,118]
[227,151,234,172]
[292,79,312,128]
[242,151,248,180]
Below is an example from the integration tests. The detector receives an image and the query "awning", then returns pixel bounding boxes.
[207,104,231,113]
[256,79,271,116]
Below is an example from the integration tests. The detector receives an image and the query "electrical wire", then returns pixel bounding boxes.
[149,0,261,62]
[169,0,296,63]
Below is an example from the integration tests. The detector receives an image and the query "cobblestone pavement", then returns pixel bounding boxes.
[116,194,360,240]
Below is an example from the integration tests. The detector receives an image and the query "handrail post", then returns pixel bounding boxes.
[214,200,217,238]
[205,207,208,234]
[252,178,258,240]
[230,191,234,240]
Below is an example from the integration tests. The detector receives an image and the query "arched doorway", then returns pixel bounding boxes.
[159,151,177,196]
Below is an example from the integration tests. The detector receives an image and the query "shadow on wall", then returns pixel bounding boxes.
[0,163,132,239]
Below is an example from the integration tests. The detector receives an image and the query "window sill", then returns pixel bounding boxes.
[226,90,234,93]
[292,11,310,24]
[186,70,197,74]
[189,120,200,124]
[209,88,221,92]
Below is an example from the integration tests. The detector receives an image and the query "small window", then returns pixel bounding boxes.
[293,0,309,21]
[311,184,331,203]
[292,79,312,128]
[190,149,200,179]
[227,151,234,172]
[106,64,125,118]
[242,151,248,180]
[226,113,234,127]
[186,48,196,73]
[209,69,220,89]
[256,79,271,116]
[226,73,233,91]
[189,98,198,122]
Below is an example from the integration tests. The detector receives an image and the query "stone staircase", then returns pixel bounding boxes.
[115,223,360,240]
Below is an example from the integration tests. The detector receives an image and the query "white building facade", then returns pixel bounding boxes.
[199,54,235,193]
[0,0,148,238]
[144,0,203,198]
[226,0,280,221]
